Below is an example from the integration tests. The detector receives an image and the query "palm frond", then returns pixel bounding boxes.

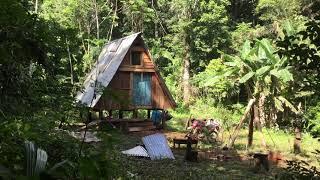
[278,96,298,113]
[239,71,255,83]
[240,40,252,59]
[256,66,271,76]
[274,97,284,112]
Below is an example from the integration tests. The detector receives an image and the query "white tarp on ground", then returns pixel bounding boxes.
[121,146,150,158]
[142,133,175,160]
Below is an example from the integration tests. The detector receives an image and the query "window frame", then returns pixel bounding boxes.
[130,50,143,66]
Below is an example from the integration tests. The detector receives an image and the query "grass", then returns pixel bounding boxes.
[166,112,320,167]
[98,129,277,179]
[90,104,320,179]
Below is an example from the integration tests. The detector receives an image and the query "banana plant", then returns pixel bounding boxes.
[223,39,297,115]
[218,38,297,147]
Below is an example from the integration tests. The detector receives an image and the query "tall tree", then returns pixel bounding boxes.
[161,0,230,104]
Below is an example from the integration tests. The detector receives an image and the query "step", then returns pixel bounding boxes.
[128,121,154,127]
[128,125,156,132]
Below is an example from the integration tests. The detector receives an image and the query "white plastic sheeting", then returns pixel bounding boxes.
[75,32,141,107]
[121,146,150,158]
[142,133,175,160]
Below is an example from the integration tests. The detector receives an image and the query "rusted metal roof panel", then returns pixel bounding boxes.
[142,133,175,160]
[75,32,141,107]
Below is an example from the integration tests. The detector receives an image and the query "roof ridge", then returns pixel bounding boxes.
[106,32,142,44]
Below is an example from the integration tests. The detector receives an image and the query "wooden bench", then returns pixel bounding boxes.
[173,138,198,148]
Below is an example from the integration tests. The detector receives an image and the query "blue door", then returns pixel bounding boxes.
[133,73,151,106]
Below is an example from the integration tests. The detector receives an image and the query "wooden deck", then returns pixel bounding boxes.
[105,118,157,132]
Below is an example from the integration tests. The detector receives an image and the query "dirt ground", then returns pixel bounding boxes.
[114,129,285,179]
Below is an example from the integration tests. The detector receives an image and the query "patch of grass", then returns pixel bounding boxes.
[106,130,278,179]
[110,127,320,178]
[217,128,320,168]
[167,102,244,132]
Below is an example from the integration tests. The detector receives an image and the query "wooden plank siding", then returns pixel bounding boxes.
[93,38,174,111]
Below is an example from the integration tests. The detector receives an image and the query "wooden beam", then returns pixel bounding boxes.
[128,126,156,132]
[131,46,145,51]
[119,67,155,72]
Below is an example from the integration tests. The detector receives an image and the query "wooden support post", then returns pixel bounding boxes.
[88,111,93,122]
[99,110,103,120]
[161,110,166,129]
[109,110,113,118]
[147,109,151,119]
[133,110,138,118]
[119,110,123,119]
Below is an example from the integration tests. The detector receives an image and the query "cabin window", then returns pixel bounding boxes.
[131,51,142,65]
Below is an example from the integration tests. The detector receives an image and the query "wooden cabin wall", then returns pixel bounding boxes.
[94,37,174,111]
[119,45,154,69]
[94,71,131,110]
[151,74,172,109]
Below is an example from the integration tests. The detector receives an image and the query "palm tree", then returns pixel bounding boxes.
[217,39,297,148]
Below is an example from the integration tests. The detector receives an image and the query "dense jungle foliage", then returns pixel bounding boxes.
[1,0,320,178]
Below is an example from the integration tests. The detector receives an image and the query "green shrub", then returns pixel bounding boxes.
[305,102,320,137]
[167,99,245,131]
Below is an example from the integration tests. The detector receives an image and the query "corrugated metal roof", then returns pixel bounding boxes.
[142,133,175,160]
[75,32,141,107]
[121,145,150,158]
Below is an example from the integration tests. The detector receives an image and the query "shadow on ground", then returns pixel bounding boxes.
[111,130,285,179]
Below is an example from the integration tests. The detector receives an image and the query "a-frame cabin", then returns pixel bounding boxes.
[76,32,176,123]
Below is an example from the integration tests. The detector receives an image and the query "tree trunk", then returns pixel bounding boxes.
[253,103,267,148]
[294,127,302,154]
[247,107,254,147]
[182,36,191,104]
[34,0,38,13]
[108,0,117,41]
[268,106,277,127]
[78,21,87,54]
[259,94,266,126]
[66,39,74,85]
[228,98,256,148]
[93,0,99,39]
